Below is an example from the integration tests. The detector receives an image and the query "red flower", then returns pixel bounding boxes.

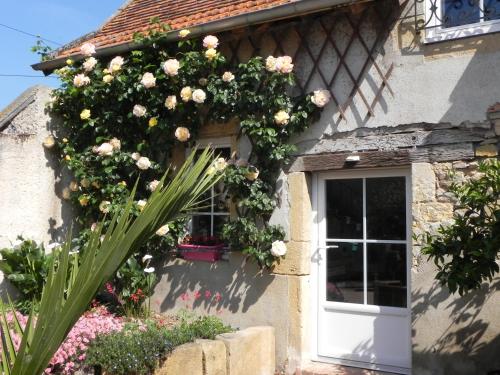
[194,290,202,300]
[204,290,212,299]
[214,292,222,303]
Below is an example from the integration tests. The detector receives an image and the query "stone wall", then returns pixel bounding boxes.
[0,85,69,295]
[411,160,500,375]
[155,326,275,375]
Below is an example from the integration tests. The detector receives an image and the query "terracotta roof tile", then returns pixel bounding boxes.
[56,0,295,58]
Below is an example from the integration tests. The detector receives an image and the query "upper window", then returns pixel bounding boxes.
[188,144,231,238]
[425,0,500,42]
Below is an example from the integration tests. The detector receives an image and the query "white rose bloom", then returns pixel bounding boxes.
[83,57,97,72]
[97,142,114,156]
[276,56,294,73]
[140,72,156,88]
[42,135,56,149]
[265,56,277,72]
[136,156,152,170]
[180,86,192,102]
[148,180,160,192]
[245,168,260,181]
[192,89,206,104]
[62,187,71,200]
[222,71,235,82]
[164,95,177,110]
[311,89,331,108]
[109,56,124,72]
[133,104,147,117]
[179,29,190,38]
[163,59,180,76]
[214,157,227,171]
[137,200,147,211]
[144,267,155,273]
[203,35,219,49]
[131,152,141,161]
[274,110,290,126]
[99,200,111,213]
[109,137,121,150]
[142,254,153,262]
[103,74,114,83]
[80,42,96,56]
[69,180,79,192]
[271,240,287,257]
[205,48,217,60]
[174,127,190,142]
[73,74,90,87]
[90,222,97,232]
[155,224,170,236]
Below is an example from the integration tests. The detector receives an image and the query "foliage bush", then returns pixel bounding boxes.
[47,22,328,269]
[164,315,232,346]
[85,315,231,374]
[0,238,53,313]
[84,322,171,375]
[420,159,500,295]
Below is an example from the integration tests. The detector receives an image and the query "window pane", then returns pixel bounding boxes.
[213,180,229,212]
[367,243,407,308]
[484,0,500,21]
[443,0,480,27]
[326,179,363,239]
[366,177,406,240]
[191,215,212,237]
[213,215,229,238]
[326,242,364,304]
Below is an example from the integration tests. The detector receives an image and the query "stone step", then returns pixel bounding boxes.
[295,363,397,375]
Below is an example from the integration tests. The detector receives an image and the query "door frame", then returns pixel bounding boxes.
[310,167,412,374]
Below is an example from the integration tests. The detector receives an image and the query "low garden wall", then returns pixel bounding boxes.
[155,326,275,375]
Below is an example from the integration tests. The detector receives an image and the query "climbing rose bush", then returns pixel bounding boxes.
[48,23,329,268]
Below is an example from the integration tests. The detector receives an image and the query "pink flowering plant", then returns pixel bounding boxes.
[45,306,123,374]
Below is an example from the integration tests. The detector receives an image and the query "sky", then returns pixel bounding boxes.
[0,0,124,110]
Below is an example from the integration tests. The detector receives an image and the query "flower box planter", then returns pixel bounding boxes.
[177,243,224,262]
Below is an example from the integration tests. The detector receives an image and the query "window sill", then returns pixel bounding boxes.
[424,19,500,44]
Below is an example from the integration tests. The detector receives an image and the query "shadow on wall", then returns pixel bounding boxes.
[412,279,500,375]
[155,254,275,314]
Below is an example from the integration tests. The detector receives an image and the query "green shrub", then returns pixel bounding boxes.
[420,159,500,295]
[164,315,232,346]
[85,323,172,375]
[0,237,53,313]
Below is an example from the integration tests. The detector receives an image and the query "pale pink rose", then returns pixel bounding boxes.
[80,42,96,56]
[203,35,219,49]
[140,72,156,88]
[73,74,90,87]
[163,59,180,76]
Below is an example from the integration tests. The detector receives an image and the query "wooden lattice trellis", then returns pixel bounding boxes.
[219,0,400,122]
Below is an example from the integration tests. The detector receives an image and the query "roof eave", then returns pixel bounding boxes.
[32,0,368,74]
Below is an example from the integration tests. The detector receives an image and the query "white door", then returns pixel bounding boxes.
[312,169,411,374]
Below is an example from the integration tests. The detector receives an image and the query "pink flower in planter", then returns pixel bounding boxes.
[194,290,202,300]
[180,292,190,301]
[205,290,212,299]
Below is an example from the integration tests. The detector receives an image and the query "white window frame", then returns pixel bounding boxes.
[425,0,500,43]
[187,137,232,237]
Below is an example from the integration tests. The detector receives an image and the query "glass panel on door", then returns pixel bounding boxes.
[324,177,407,309]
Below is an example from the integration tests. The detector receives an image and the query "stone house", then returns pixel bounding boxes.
[1,0,497,374]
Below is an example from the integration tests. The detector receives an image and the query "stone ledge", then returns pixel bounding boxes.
[154,326,275,375]
[217,326,276,375]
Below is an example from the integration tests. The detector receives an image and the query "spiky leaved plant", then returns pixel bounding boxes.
[0,148,221,374]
